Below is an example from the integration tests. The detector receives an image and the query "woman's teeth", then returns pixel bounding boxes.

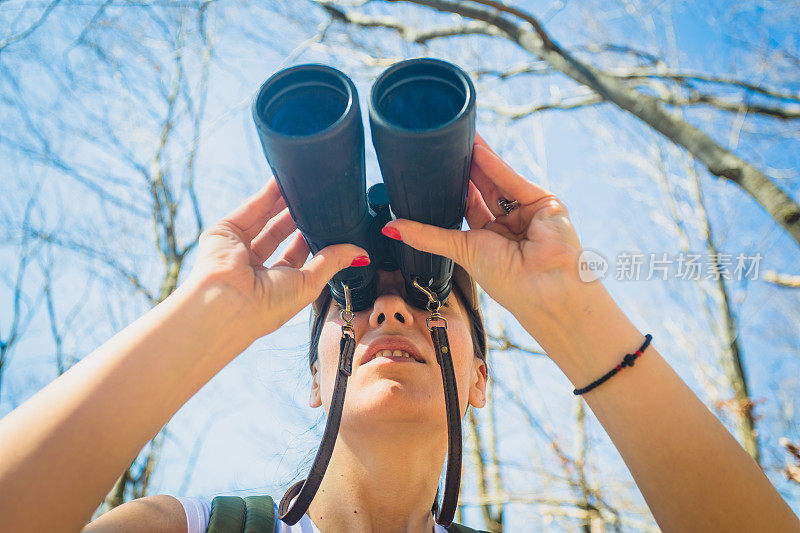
[377,350,414,359]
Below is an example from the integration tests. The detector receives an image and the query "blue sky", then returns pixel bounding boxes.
[1,1,799,529]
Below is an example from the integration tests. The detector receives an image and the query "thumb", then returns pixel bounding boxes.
[382,219,474,271]
[299,243,369,300]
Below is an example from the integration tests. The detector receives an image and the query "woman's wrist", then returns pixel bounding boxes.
[514,277,644,388]
[179,272,265,347]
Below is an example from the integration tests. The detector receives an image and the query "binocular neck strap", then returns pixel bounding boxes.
[278,329,355,525]
[430,324,462,527]
[278,321,463,529]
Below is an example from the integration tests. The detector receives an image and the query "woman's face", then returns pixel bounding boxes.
[309,269,487,432]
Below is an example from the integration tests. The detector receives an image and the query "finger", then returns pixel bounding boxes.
[299,243,369,300]
[383,219,473,270]
[272,231,310,269]
[464,180,495,230]
[473,144,553,205]
[222,179,288,242]
[250,207,297,263]
[474,132,496,155]
[470,156,507,218]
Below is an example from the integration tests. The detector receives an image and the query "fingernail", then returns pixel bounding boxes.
[350,256,370,267]
[381,226,402,241]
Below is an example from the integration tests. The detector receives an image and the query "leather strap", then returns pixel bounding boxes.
[278,331,355,524]
[430,324,462,527]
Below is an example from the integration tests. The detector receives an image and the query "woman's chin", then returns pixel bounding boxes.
[341,379,444,426]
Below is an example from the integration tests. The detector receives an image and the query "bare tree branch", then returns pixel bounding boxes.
[317,1,502,43]
[327,0,800,247]
[478,61,800,106]
[467,409,503,532]
[652,90,800,120]
[488,332,547,357]
[483,93,604,119]
[762,271,800,288]
[102,3,217,510]
[0,0,62,53]
[780,438,800,485]
[0,194,43,399]
[26,227,157,306]
[610,69,800,104]
[484,377,505,528]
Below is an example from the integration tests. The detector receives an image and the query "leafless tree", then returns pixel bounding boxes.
[301,1,799,528]
[316,0,800,247]
[2,0,216,513]
[3,2,797,531]
[0,192,44,401]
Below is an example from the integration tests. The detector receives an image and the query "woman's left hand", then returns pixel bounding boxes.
[381,133,584,329]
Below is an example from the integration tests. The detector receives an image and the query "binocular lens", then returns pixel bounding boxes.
[372,61,469,133]
[259,71,350,136]
[376,77,465,130]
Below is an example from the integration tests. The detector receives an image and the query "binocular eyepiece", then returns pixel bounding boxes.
[252,58,476,311]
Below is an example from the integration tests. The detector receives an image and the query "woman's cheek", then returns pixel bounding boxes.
[451,322,476,412]
[316,321,345,409]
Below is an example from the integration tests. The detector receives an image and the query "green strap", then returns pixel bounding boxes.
[244,496,275,532]
[208,495,276,533]
[206,494,483,533]
[208,496,244,532]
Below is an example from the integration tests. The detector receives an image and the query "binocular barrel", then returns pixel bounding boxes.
[369,58,475,308]
[252,58,475,311]
[252,64,377,310]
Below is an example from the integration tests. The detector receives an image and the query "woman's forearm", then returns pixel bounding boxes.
[518,279,800,532]
[0,277,256,532]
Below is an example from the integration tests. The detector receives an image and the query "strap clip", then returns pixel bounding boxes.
[412,279,448,331]
[340,283,355,337]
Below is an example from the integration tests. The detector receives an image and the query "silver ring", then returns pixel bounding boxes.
[498,198,520,215]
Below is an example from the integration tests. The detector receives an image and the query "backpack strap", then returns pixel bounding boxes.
[205,494,485,533]
[208,495,276,533]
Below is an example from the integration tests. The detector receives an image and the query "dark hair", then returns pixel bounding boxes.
[308,283,487,371]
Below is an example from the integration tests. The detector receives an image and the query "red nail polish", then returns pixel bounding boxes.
[350,256,370,267]
[381,226,402,241]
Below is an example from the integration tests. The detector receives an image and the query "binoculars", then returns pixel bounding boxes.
[252,58,476,311]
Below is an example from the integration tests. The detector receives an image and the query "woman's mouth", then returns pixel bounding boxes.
[361,337,428,365]
[367,349,425,364]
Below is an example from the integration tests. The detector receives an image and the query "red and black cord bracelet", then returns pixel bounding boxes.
[572,334,653,395]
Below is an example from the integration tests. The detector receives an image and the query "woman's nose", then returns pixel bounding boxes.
[368,294,415,329]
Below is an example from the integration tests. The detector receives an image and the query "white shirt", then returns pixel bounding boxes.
[173,496,449,533]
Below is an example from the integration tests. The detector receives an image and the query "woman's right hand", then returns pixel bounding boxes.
[381,134,584,334]
[186,178,369,340]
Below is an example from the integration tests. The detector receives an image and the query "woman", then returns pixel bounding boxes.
[0,134,797,532]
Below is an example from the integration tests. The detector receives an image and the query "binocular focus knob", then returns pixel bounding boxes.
[367,183,391,218]
[367,183,400,273]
